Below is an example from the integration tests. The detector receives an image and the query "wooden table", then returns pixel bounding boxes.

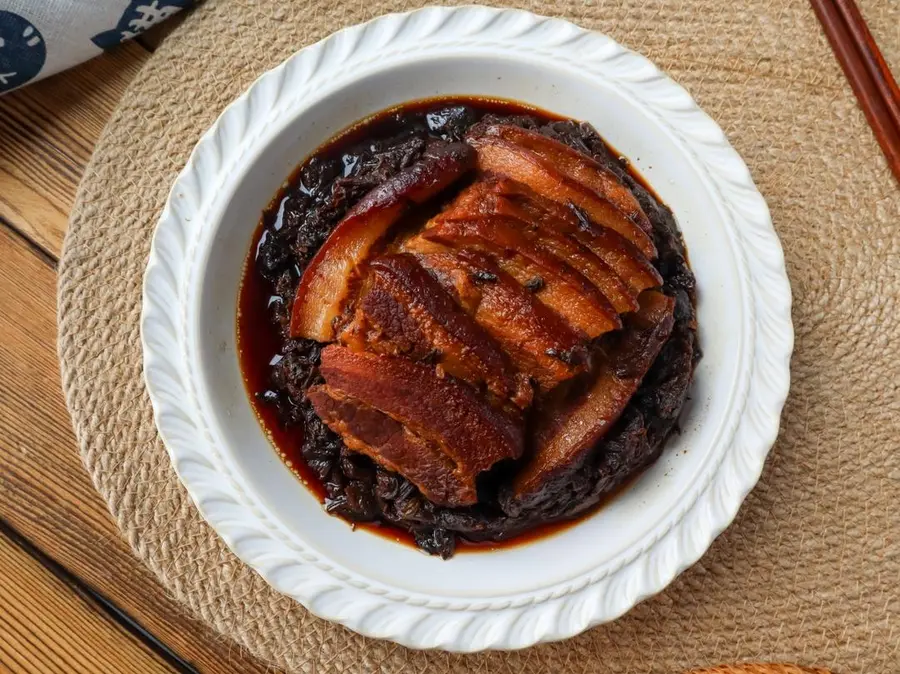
[0,28,272,674]
[0,15,875,673]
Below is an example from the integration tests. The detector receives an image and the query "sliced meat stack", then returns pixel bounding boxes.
[290,125,671,511]
[308,346,523,507]
[400,246,590,391]
[465,124,657,258]
[511,291,676,508]
[340,254,533,410]
[290,142,476,341]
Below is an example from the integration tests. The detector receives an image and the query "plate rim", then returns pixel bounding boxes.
[141,5,793,652]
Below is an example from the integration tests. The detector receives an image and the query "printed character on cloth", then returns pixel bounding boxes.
[0,11,46,91]
[0,0,193,93]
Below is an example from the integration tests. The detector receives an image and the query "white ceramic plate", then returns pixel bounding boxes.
[141,6,793,652]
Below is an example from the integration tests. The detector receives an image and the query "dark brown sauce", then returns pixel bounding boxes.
[239,192,623,552]
[238,260,327,500]
[238,96,658,553]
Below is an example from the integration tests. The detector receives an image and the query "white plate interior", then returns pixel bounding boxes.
[188,54,744,599]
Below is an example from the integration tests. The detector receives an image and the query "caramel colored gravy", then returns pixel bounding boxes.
[238,96,657,553]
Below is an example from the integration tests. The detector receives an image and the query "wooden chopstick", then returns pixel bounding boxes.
[810,0,900,184]
[833,0,900,136]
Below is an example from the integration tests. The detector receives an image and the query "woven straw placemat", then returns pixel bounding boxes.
[57,1,899,672]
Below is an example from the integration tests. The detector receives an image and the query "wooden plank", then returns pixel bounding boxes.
[0,529,172,674]
[0,42,150,258]
[0,223,272,674]
[2,520,202,674]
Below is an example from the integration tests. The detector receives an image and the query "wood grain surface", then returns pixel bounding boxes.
[0,35,273,674]
[0,7,864,671]
[0,527,171,673]
[0,42,149,258]
[0,219,272,674]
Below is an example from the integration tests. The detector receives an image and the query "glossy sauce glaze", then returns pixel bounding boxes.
[237,96,696,556]
[241,232,610,551]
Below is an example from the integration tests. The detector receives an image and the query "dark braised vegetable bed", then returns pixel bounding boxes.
[240,99,699,558]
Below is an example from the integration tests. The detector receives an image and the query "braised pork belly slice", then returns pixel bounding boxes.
[317,345,524,503]
[567,206,663,295]
[289,142,475,341]
[441,181,639,314]
[421,217,621,338]
[526,232,638,314]
[510,291,676,506]
[471,124,652,235]
[339,254,531,408]
[465,133,657,259]
[307,385,472,506]
[401,241,588,390]
[472,177,663,295]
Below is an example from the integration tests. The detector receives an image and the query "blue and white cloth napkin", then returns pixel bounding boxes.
[0,0,193,93]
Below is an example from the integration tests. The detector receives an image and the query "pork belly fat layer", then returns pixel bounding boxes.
[308,385,473,506]
[511,291,676,503]
[290,142,475,340]
[466,132,657,258]
[457,176,662,294]
[318,345,524,477]
[404,244,590,390]
[440,181,640,313]
[339,254,529,405]
[472,123,652,234]
[422,217,622,338]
